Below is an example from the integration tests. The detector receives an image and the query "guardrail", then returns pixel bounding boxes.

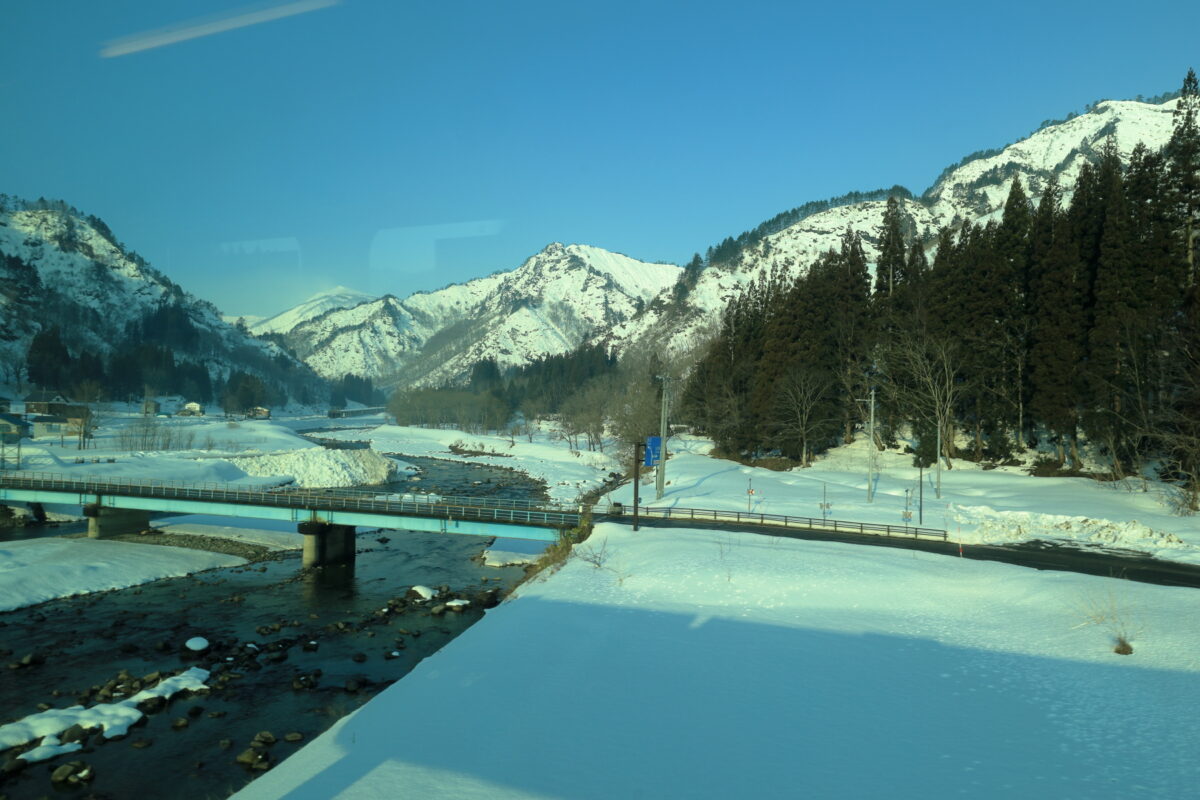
[0,472,581,529]
[605,504,947,540]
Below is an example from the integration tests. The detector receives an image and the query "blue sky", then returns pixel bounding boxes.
[3,0,1196,317]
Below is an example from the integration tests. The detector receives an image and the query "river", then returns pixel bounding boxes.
[0,456,549,799]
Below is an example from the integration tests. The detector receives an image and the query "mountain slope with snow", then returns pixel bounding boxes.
[605,98,1181,358]
[0,197,323,397]
[280,243,681,383]
[251,286,376,336]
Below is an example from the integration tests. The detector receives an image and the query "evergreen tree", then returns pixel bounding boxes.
[26,327,72,390]
[1166,68,1200,286]
[997,177,1034,445]
[1083,140,1139,473]
[874,196,906,297]
[1028,180,1085,465]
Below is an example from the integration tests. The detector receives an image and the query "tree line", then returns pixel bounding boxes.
[681,70,1200,508]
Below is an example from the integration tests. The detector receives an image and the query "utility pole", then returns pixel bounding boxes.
[935,421,942,499]
[869,387,876,503]
[632,441,643,532]
[655,375,672,500]
[857,388,876,502]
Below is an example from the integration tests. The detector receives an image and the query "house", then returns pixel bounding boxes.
[248,406,271,420]
[178,401,205,417]
[0,412,31,444]
[24,390,71,416]
[32,415,68,439]
[0,396,10,413]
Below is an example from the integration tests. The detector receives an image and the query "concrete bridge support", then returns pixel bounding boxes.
[84,504,151,539]
[299,521,357,568]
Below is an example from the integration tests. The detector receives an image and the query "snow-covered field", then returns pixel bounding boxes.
[0,538,244,612]
[233,522,1200,799]
[8,410,399,490]
[5,409,1200,797]
[317,423,1200,565]
[602,436,1200,565]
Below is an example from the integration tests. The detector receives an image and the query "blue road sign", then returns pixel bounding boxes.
[644,436,662,467]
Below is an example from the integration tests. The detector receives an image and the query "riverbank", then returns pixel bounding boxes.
[63,530,277,563]
[0,538,245,613]
[0,528,530,800]
[232,521,1200,799]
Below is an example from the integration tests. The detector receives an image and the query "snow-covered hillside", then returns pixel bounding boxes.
[250,285,375,336]
[0,199,318,394]
[279,243,680,384]
[606,98,1181,359]
[282,295,428,381]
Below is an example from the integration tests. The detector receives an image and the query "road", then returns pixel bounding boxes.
[628,516,1200,589]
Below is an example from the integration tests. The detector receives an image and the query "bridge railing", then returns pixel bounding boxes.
[0,471,582,528]
[1,472,945,539]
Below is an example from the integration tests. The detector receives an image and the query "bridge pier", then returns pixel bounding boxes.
[299,521,357,568]
[83,504,151,539]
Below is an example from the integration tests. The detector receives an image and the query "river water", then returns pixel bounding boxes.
[0,456,549,799]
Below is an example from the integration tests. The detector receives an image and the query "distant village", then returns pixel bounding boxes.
[0,391,272,450]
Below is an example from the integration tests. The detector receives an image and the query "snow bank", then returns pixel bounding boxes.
[226,448,396,488]
[232,525,1200,799]
[1,667,211,762]
[153,516,303,551]
[482,537,548,567]
[952,505,1188,552]
[0,539,244,612]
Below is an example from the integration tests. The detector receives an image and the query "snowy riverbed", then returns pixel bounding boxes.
[0,539,244,612]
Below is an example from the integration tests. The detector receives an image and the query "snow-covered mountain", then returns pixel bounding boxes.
[250,286,375,336]
[275,243,681,384]
[603,98,1181,358]
[0,197,323,398]
[279,295,427,383]
[7,95,1179,396]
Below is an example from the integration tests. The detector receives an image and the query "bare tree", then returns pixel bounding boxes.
[881,330,969,465]
[771,368,835,466]
[72,379,104,450]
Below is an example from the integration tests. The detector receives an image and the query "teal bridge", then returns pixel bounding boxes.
[0,472,582,567]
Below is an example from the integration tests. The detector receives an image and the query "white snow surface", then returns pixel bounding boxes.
[604,435,1200,564]
[0,539,244,613]
[234,522,1200,799]
[482,537,547,567]
[226,447,396,488]
[16,414,405,489]
[1,667,211,761]
[250,285,376,335]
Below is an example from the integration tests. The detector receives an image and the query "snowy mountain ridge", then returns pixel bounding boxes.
[6,96,1181,394]
[601,98,1181,359]
[0,198,322,397]
[279,243,681,384]
[251,286,375,336]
